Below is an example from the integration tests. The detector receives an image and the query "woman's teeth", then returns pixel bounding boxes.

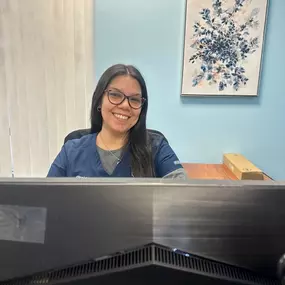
[114,113,128,120]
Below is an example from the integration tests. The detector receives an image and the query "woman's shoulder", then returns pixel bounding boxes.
[47,133,97,177]
[64,133,97,152]
[147,130,167,148]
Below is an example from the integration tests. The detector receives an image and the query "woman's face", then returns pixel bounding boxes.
[101,75,143,135]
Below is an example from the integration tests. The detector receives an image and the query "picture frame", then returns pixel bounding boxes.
[181,0,269,97]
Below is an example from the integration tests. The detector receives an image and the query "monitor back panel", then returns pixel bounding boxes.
[0,180,285,281]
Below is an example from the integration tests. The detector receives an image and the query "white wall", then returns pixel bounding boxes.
[0,0,94,177]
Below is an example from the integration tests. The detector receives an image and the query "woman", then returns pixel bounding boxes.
[47,64,186,179]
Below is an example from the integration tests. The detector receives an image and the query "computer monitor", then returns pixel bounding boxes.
[0,178,284,285]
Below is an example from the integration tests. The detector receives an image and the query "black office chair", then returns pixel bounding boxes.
[64,128,91,143]
[64,128,168,144]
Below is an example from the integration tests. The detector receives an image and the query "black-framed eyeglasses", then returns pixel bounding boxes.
[105,89,146,109]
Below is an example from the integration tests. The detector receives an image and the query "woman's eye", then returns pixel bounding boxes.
[110,92,122,98]
[130,97,141,103]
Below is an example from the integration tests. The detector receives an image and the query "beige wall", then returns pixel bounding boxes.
[0,0,94,177]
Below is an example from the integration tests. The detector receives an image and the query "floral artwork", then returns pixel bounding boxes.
[181,0,268,96]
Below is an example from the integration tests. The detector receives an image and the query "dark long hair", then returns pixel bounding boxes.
[90,64,154,177]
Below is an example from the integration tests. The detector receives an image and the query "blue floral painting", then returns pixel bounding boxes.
[181,0,268,96]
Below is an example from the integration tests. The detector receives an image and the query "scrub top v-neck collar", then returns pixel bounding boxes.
[91,133,132,177]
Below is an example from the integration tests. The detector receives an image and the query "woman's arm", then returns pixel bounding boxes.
[154,139,187,179]
[162,168,187,179]
[47,146,68,177]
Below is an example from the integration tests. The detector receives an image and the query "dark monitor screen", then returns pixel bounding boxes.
[0,178,285,283]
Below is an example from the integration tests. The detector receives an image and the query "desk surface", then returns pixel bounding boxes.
[182,163,272,180]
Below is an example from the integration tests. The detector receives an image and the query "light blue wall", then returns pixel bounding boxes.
[95,0,285,180]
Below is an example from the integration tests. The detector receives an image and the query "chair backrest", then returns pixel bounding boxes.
[64,128,168,144]
[64,128,90,143]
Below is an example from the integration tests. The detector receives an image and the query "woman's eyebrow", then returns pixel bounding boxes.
[109,86,142,96]
[108,86,123,92]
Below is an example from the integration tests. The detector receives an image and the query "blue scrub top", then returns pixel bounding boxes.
[47,133,183,178]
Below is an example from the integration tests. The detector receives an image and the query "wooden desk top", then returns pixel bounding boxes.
[182,163,272,180]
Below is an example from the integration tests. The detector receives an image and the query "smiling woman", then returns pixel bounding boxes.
[47,64,187,179]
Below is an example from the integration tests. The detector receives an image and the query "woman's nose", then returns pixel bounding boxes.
[119,97,131,109]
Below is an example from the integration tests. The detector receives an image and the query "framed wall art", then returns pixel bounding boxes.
[181,0,268,96]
